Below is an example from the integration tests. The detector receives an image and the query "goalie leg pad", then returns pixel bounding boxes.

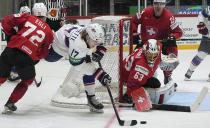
[145,81,176,104]
[131,87,152,112]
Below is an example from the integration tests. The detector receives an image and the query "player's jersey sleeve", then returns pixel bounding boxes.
[2,14,26,36]
[166,11,183,39]
[122,48,148,89]
[52,24,70,58]
[131,9,146,33]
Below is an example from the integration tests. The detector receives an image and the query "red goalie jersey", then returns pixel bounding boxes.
[2,13,53,60]
[132,7,182,40]
[122,40,162,96]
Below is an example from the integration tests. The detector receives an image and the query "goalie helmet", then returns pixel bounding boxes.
[19,6,31,14]
[32,3,47,17]
[143,39,160,66]
[86,23,105,44]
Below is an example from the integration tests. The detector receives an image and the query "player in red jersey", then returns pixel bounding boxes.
[122,39,162,99]
[122,39,179,110]
[132,0,183,84]
[0,3,53,114]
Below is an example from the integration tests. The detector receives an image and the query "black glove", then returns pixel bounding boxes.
[133,34,140,45]
[85,55,91,63]
[144,77,161,88]
[165,34,176,46]
[94,68,111,86]
[92,45,107,62]
[197,22,209,35]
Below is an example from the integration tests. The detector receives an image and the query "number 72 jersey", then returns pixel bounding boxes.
[122,45,162,89]
[2,13,53,60]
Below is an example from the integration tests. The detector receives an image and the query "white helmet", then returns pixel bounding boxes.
[86,23,105,43]
[32,3,47,17]
[154,0,166,3]
[19,6,31,14]
[143,39,160,66]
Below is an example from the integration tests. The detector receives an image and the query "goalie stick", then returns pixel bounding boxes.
[98,62,141,126]
[152,87,209,112]
[120,87,208,112]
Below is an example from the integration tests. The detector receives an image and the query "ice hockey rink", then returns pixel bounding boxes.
[0,49,210,128]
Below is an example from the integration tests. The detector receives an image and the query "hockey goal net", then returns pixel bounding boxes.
[51,16,133,108]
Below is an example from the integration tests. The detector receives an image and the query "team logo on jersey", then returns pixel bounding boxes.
[135,65,149,76]
[49,8,59,17]
[146,26,158,38]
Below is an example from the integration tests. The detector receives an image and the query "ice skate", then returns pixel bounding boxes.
[2,100,17,114]
[8,72,20,82]
[86,91,104,113]
[207,74,210,82]
[184,69,194,81]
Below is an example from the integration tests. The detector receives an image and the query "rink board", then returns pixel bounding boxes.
[165,92,210,111]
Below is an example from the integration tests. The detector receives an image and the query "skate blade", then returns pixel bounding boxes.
[2,109,14,114]
[184,77,191,81]
[89,107,104,113]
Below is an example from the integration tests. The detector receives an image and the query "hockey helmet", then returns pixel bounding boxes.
[19,6,31,14]
[143,39,160,66]
[86,23,105,44]
[32,3,47,17]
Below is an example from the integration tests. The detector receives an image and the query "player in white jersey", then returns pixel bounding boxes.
[45,23,111,113]
[185,6,210,81]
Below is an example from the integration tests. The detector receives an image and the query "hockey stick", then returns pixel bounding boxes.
[34,77,42,87]
[98,62,139,126]
[151,87,209,112]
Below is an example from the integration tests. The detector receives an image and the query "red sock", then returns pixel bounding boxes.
[9,78,34,103]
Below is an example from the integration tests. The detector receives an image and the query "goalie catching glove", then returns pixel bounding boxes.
[94,68,111,86]
[92,45,107,62]
[159,53,179,71]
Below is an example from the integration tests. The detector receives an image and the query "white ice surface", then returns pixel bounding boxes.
[0,50,210,128]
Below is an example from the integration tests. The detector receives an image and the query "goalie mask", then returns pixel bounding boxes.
[86,23,105,45]
[143,39,160,67]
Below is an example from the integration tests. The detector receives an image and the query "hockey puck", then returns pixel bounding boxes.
[140,121,147,124]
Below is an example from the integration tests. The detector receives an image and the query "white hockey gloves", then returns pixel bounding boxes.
[159,53,179,71]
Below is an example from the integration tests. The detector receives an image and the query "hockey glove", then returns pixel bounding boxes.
[197,22,209,35]
[85,55,91,63]
[94,68,112,86]
[144,77,161,88]
[163,34,177,46]
[160,53,179,71]
[92,46,107,62]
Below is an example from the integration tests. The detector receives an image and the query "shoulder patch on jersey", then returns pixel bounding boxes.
[14,14,21,17]
[135,65,149,76]
[69,56,85,66]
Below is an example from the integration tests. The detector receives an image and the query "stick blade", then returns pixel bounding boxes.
[120,120,137,126]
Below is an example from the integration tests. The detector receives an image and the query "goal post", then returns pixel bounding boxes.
[51,15,133,107]
[92,16,133,103]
